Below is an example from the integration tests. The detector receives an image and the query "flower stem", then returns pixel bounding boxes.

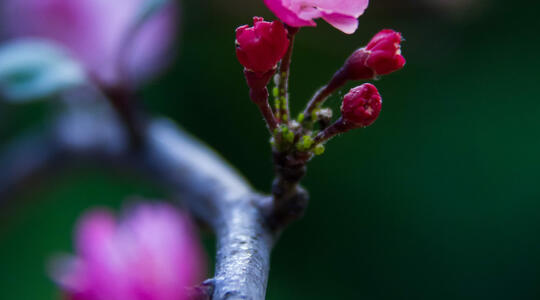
[103,85,146,148]
[258,101,279,133]
[303,67,349,119]
[313,117,351,145]
[250,87,278,132]
[276,26,299,124]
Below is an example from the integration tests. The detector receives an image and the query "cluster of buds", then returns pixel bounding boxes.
[235,22,405,156]
[235,2,406,220]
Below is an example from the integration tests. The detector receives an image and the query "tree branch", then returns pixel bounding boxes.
[0,106,275,300]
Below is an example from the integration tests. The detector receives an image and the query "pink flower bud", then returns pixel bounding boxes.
[51,203,205,300]
[341,84,382,127]
[1,0,178,86]
[235,17,290,74]
[344,29,406,79]
[263,0,369,34]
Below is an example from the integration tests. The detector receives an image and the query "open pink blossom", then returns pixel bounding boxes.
[263,0,369,34]
[1,0,178,85]
[51,203,205,300]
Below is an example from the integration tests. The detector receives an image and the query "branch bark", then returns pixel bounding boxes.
[0,106,275,300]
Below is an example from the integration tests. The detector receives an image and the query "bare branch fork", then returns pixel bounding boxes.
[0,95,294,299]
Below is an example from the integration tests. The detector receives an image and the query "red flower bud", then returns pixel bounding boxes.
[341,84,382,127]
[344,29,405,79]
[235,17,290,73]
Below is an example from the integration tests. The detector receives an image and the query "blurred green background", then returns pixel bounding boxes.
[2,0,540,299]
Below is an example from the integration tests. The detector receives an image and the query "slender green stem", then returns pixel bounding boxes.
[276,26,299,124]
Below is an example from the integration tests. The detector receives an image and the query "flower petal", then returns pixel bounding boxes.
[263,0,316,27]
[320,12,359,34]
[311,0,369,17]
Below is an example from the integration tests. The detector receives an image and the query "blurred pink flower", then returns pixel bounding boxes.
[1,0,178,85]
[263,0,369,34]
[51,203,205,300]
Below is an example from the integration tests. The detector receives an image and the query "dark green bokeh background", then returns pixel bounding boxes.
[2,0,540,299]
